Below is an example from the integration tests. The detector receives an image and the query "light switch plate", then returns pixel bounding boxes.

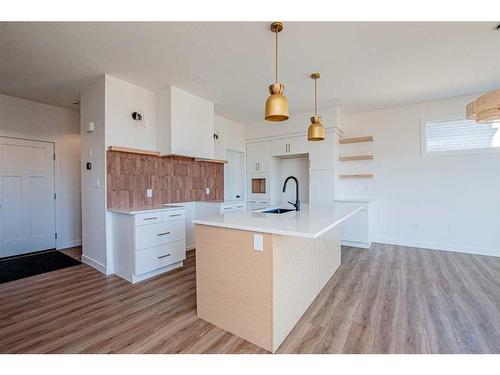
[146,188,153,198]
[253,233,263,251]
[205,187,210,195]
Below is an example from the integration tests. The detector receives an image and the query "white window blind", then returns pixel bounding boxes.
[423,118,500,154]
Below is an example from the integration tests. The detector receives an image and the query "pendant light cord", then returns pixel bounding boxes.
[314,77,318,116]
[275,31,279,83]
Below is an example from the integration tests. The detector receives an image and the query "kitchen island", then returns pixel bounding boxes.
[192,203,363,352]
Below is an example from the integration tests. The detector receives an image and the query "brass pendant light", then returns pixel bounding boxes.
[307,73,325,141]
[466,89,500,123]
[265,22,289,122]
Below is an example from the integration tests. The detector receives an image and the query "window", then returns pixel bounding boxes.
[422,117,500,156]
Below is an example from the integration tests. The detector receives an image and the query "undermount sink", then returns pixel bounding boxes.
[261,208,295,214]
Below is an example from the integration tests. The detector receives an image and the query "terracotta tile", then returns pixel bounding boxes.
[107,151,224,209]
[174,163,188,177]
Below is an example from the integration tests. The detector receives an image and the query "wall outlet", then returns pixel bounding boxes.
[146,188,153,198]
[253,233,263,251]
[205,187,210,195]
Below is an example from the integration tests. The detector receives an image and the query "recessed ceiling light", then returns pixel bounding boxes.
[72,100,80,105]
[192,76,207,84]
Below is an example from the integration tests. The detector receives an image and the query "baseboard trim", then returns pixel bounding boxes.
[58,240,82,250]
[81,254,107,274]
[341,240,371,249]
[374,238,499,258]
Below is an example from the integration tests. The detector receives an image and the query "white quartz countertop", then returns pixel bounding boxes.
[192,203,363,239]
[107,200,246,215]
[108,204,184,215]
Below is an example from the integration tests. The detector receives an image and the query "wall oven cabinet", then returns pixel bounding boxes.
[247,173,270,200]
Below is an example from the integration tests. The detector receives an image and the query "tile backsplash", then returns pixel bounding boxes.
[107,151,224,209]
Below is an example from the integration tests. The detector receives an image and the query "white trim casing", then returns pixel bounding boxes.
[420,115,500,157]
[81,254,111,275]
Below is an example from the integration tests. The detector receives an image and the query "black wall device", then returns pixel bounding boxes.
[86,162,92,170]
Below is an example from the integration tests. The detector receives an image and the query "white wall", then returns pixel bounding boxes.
[225,150,245,201]
[214,115,246,158]
[341,94,500,257]
[105,75,157,150]
[215,115,246,200]
[80,77,108,272]
[279,156,309,205]
[0,94,81,249]
[245,107,339,141]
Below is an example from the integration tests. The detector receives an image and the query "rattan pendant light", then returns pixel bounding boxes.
[466,89,500,123]
[307,73,325,141]
[264,22,289,122]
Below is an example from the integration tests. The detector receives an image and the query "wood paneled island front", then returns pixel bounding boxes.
[193,203,362,352]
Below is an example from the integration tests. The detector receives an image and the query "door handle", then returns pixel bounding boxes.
[158,254,171,259]
[157,232,170,236]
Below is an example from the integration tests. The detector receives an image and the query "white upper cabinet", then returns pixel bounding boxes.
[270,136,308,157]
[246,141,271,173]
[157,86,214,159]
[309,134,336,170]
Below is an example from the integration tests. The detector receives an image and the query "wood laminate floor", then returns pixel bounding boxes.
[1,244,500,354]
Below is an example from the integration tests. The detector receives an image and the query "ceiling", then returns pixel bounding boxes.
[1,22,499,124]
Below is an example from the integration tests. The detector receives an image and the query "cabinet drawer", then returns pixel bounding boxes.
[135,220,185,250]
[135,240,186,275]
[134,212,163,226]
[234,203,247,211]
[163,210,185,221]
[220,204,235,214]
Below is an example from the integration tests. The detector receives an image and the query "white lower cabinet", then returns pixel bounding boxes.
[174,202,196,250]
[135,240,186,275]
[219,202,247,214]
[247,200,270,210]
[110,207,186,283]
[334,200,371,249]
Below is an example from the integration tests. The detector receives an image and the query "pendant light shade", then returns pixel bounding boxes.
[265,22,289,122]
[307,73,325,141]
[265,83,289,122]
[466,89,500,123]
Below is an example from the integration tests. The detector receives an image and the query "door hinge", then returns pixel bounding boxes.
[54,193,57,200]
[53,153,56,160]
[55,233,58,239]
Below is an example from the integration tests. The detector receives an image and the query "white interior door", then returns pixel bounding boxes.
[0,137,56,258]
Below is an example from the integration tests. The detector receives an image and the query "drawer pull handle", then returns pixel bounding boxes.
[158,254,171,259]
[223,207,232,210]
[236,205,244,208]
[169,214,181,217]
[143,217,158,220]
[157,232,170,236]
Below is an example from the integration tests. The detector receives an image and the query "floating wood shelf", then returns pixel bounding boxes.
[339,155,373,162]
[108,146,160,156]
[195,158,228,164]
[339,136,374,144]
[339,174,374,179]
